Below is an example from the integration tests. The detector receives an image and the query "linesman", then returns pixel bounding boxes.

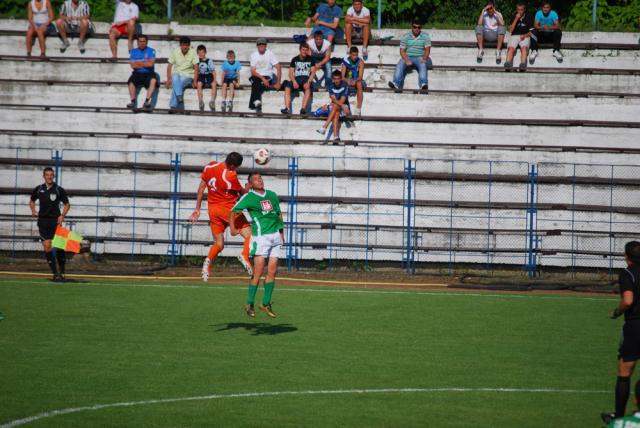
[29,167,70,281]
[602,241,640,424]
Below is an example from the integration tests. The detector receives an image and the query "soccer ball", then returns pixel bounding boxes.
[254,147,270,165]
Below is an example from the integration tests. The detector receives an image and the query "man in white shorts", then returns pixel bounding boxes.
[505,2,534,71]
[345,0,371,60]
[230,172,285,319]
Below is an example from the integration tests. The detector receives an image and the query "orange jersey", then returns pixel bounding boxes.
[201,161,243,208]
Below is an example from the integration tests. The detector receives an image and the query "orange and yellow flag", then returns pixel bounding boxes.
[52,225,83,253]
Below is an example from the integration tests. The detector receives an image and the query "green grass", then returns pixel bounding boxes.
[0,277,622,427]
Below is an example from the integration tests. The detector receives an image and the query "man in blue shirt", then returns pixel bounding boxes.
[529,1,563,63]
[316,70,350,144]
[305,0,342,43]
[126,34,157,111]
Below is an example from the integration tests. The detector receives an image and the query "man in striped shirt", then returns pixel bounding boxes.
[388,19,432,93]
[55,0,92,53]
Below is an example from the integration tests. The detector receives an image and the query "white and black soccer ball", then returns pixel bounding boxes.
[254,147,270,165]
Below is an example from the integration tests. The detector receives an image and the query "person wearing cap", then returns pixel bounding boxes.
[249,38,281,113]
[166,36,198,111]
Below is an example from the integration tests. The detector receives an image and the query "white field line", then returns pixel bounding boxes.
[0,279,617,302]
[0,387,610,427]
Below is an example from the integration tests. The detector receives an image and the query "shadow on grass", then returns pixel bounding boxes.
[212,322,298,336]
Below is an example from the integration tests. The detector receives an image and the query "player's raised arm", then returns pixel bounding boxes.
[189,179,207,223]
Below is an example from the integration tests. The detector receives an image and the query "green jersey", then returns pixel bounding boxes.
[231,189,284,236]
[610,413,640,427]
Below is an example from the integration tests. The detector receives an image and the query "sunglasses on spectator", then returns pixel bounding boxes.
[412,25,421,29]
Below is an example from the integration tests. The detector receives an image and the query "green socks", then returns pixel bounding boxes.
[246,285,258,305]
[262,281,275,306]
[247,282,275,305]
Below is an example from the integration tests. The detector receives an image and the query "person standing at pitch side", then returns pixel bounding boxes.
[602,241,640,425]
[29,167,70,281]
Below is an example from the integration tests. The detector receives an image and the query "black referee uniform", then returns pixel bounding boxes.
[30,182,69,278]
[619,266,640,362]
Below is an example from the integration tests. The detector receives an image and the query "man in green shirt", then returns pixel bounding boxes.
[388,18,432,93]
[230,172,284,318]
[166,36,198,110]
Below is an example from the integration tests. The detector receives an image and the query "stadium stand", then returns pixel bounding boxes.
[0,19,638,270]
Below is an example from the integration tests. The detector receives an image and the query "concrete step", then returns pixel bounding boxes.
[2,58,639,93]
[6,34,640,69]
[3,19,639,45]
[2,105,639,150]
[2,81,639,121]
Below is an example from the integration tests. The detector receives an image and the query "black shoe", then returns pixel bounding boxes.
[245,304,256,318]
[126,101,136,109]
[420,84,429,94]
[259,303,276,318]
[58,274,66,282]
[388,81,401,93]
[519,62,527,72]
[142,100,152,111]
[52,274,63,282]
[280,107,290,114]
[300,108,307,116]
[600,412,615,425]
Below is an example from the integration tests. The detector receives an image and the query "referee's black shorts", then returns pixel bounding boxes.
[619,320,640,362]
[37,217,58,241]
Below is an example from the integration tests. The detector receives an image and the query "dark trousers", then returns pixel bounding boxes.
[249,75,276,109]
[531,29,562,51]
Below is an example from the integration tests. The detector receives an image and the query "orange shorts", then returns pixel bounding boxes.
[111,23,129,35]
[208,204,250,235]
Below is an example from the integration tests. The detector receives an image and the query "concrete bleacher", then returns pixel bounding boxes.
[0,19,639,267]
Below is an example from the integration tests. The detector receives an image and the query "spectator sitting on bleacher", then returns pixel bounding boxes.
[388,19,431,93]
[529,1,563,64]
[504,2,533,71]
[249,38,281,113]
[341,46,364,116]
[108,0,138,59]
[126,34,156,111]
[345,0,371,60]
[26,0,54,58]
[196,45,217,112]
[166,36,198,111]
[220,50,241,113]
[316,69,351,144]
[281,42,317,116]
[304,0,342,44]
[55,0,92,54]
[475,1,505,64]
[308,30,332,88]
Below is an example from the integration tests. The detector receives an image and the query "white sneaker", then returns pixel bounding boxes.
[201,257,211,282]
[495,50,502,64]
[237,255,253,276]
[253,100,262,109]
[316,127,327,135]
[529,50,538,64]
[553,50,564,61]
[476,49,484,63]
[354,107,361,116]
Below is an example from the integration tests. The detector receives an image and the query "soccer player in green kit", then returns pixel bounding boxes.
[230,172,284,318]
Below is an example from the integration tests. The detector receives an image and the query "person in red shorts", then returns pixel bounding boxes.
[108,0,138,59]
[189,152,252,282]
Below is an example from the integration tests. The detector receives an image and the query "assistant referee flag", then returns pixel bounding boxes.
[52,225,83,253]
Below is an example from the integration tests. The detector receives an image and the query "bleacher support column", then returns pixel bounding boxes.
[286,157,299,272]
[169,153,181,266]
[52,150,62,180]
[525,164,538,277]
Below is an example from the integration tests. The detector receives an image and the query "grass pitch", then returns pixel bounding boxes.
[0,276,621,427]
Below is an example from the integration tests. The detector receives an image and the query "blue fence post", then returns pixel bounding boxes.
[328,157,335,269]
[286,157,298,272]
[11,148,20,258]
[609,165,615,277]
[410,160,416,274]
[403,160,414,273]
[365,158,371,268]
[93,150,101,259]
[169,153,181,266]
[525,164,537,277]
[486,161,493,270]
[51,150,62,179]
[448,161,455,274]
[130,151,138,260]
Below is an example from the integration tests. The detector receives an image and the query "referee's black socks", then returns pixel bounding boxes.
[616,375,631,418]
[45,250,58,275]
[56,249,66,274]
